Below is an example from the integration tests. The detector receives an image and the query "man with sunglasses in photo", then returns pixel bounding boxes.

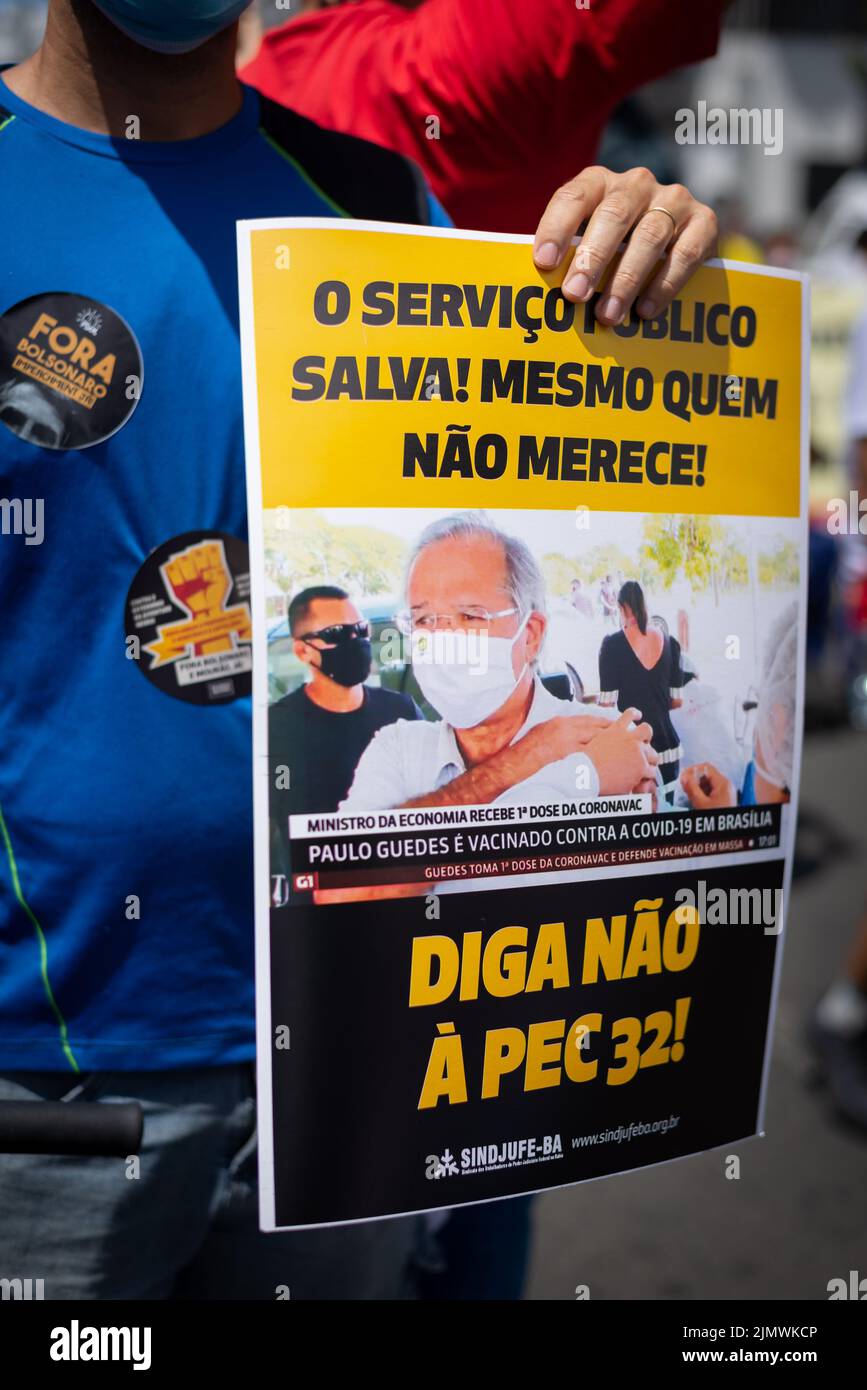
[269,587,421,872]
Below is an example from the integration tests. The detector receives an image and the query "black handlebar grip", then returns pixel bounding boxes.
[0,1100,143,1156]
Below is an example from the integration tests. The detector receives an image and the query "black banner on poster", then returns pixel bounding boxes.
[268,860,781,1228]
[281,804,782,894]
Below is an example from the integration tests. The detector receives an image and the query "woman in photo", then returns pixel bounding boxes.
[598,580,684,788]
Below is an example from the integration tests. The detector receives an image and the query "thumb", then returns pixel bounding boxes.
[613,707,641,729]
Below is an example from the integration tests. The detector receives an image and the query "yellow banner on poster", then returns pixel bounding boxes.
[242,223,803,518]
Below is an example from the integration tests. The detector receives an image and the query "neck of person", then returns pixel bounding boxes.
[304,669,365,714]
[456,670,535,768]
[2,1,243,141]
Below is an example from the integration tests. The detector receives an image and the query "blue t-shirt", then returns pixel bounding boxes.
[0,78,448,1072]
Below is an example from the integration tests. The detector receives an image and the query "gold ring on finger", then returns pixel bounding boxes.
[646,205,678,243]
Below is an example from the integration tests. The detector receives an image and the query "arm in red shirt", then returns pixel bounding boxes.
[241,0,725,233]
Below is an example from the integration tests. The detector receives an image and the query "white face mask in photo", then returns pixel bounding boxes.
[411,614,530,729]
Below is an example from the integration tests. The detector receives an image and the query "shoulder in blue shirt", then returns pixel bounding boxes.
[0,77,442,1071]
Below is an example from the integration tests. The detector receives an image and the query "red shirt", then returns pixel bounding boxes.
[241,0,724,233]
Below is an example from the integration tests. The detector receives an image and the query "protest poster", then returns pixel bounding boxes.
[237,220,808,1230]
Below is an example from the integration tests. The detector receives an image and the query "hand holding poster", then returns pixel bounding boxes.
[237,221,807,1229]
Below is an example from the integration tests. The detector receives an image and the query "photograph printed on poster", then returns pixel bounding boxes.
[266,505,798,905]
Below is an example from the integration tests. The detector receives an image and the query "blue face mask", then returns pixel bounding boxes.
[92,0,253,54]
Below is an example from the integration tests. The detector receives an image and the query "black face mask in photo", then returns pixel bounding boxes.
[316,637,372,688]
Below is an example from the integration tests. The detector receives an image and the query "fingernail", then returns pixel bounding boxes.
[597,294,623,323]
[535,241,560,269]
[638,297,658,317]
[562,271,591,301]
